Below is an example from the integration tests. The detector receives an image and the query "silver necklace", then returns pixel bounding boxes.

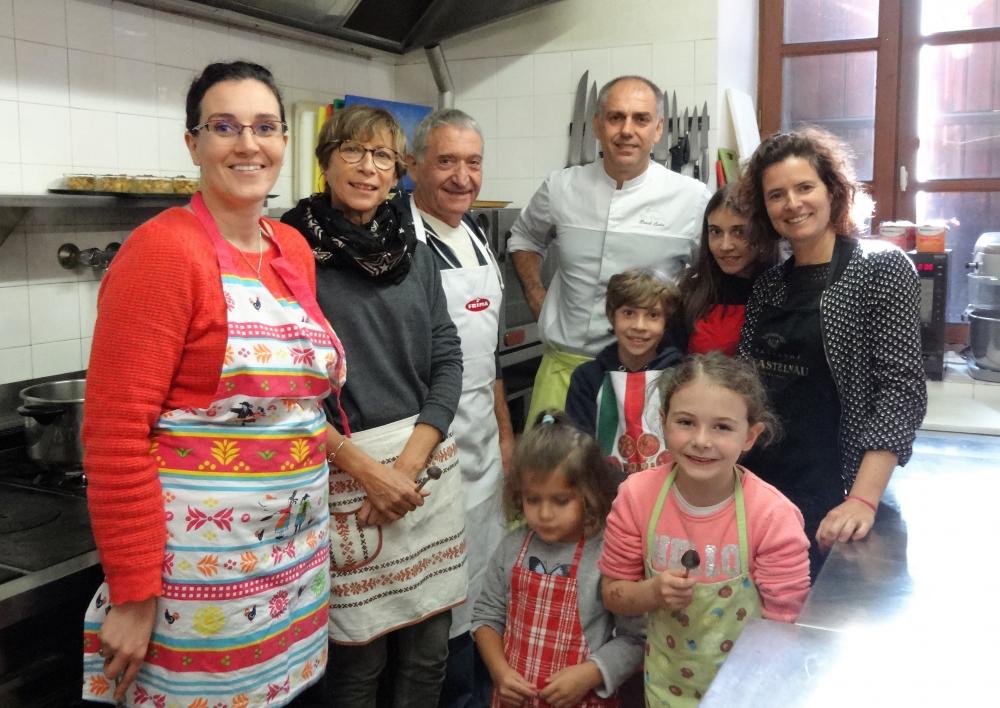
[233,227,265,277]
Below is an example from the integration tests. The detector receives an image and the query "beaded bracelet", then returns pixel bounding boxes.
[845,494,877,514]
[327,438,347,464]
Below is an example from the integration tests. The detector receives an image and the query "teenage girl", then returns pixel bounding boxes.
[599,353,810,706]
[471,410,642,707]
[669,185,779,355]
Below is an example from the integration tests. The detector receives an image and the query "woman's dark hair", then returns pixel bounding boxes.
[185,61,285,131]
[738,126,863,242]
[658,352,780,449]
[678,183,779,330]
[502,410,616,538]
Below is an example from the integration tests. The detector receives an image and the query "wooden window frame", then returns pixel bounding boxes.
[758,0,902,226]
[760,1,1000,223]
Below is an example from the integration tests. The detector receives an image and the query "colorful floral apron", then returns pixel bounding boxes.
[643,468,761,707]
[492,532,619,708]
[326,415,467,644]
[82,193,347,707]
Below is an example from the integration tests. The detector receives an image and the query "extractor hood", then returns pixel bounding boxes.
[177,0,561,54]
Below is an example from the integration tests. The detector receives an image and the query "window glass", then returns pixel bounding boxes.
[922,0,1000,34]
[781,52,877,180]
[916,191,1000,321]
[917,42,1000,181]
[784,0,879,43]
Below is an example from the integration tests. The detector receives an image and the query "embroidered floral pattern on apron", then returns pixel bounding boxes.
[327,417,467,644]
[82,193,347,708]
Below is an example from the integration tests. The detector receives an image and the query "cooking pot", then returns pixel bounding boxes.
[969,309,1000,373]
[17,378,86,470]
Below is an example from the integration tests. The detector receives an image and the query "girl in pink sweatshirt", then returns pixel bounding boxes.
[599,352,810,706]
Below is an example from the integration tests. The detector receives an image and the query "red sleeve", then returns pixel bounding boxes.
[83,211,222,604]
[744,472,811,622]
[598,472,653,581]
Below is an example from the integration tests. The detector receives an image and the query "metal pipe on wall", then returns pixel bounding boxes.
[425,44,455,110]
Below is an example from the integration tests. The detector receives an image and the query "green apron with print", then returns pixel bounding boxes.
[643,468,761,706]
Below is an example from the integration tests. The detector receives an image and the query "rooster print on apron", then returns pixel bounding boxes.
[82,193,347,708]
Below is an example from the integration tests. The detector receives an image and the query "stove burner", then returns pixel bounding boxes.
[0,501,60,534]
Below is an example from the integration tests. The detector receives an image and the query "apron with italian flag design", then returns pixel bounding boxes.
[596,369,669,476]
[82,193,347,707]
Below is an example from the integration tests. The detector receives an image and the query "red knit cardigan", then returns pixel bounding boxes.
[82,207,317,604]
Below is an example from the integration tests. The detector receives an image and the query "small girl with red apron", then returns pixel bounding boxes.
[598,353,811,707]
[470,411,643,708]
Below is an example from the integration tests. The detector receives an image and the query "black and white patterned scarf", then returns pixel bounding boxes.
[281,191,416,284]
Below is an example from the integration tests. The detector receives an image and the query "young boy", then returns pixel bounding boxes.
[566,267,683,476]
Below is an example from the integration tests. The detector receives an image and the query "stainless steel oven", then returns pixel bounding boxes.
[469,207,556,430]
[469,207,556,366]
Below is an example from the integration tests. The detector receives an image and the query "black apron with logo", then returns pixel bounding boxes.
[744,255,846,579]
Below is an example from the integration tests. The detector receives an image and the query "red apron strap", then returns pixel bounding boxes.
[189,193,351,435]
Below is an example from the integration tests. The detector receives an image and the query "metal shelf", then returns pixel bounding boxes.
[0,193,189,248]
[0,193,188,208]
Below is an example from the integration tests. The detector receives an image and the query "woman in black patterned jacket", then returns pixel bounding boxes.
[736,127,926,578]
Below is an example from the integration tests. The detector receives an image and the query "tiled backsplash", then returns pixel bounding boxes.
[1,0,398,382]
[0,0,397,205]
[0,0,747,381]
[394,0,728,208]
[0,205,160,384]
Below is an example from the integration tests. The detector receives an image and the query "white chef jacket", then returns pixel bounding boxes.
[508,160,711,357]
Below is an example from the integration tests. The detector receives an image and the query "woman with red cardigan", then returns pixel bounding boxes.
[80,62,422,708]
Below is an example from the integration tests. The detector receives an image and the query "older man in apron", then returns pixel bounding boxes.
[408,108,514,708]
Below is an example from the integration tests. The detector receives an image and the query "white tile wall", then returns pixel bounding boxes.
[68,50,116,112]
[13,0,67,47]
[0,347,33,385]
[16,40,69,106]
[0,163,21,192]
[32,339,82,377]
[0,0,14,38]
[2,286,31,348]
[392,0,733,207]
[0,100,20,162]
[66,0,114,55]
[1,0,397,379]
[112,2,155,62]
[19,103,72,164]
[0,38,17,100]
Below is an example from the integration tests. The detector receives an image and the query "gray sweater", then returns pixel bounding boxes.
[315,241,463,435]
[471,528,644,697]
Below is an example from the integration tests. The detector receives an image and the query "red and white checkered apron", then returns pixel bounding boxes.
[493,532,619,708]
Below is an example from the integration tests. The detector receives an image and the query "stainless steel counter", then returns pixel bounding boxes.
[702,430,1000,706]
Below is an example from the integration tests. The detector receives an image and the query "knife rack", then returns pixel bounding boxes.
[567,72,713,185]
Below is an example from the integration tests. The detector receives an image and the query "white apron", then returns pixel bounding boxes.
[326,415,467,643]
[412,199,507,636]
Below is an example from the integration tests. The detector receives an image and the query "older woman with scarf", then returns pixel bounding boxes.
[281,104,465,708]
